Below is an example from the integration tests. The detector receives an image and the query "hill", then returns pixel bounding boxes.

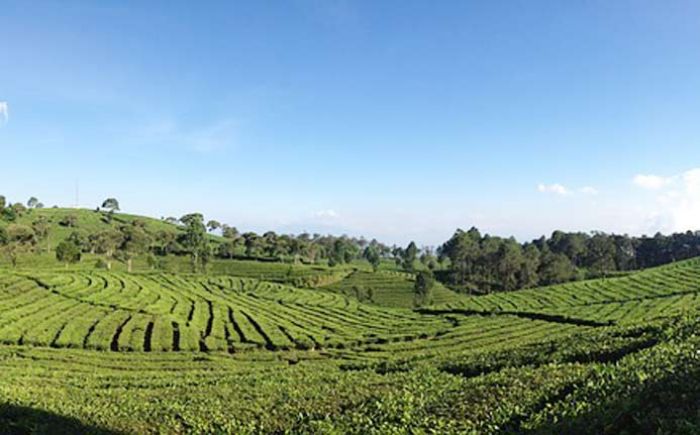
[13,207,183,248]
[1,256,700,432]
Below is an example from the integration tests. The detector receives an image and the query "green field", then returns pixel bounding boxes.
[1,253,700,433]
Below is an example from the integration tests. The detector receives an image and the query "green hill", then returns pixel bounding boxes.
[13,207,183,248]
[319,269,466,308]
[2,221,700,432]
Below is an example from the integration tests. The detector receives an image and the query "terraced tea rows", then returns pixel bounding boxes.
[320,270,465,308]
[2,259,697,361]
[1,314,698,434]
[0,271,469,353]
[428,258,700,324]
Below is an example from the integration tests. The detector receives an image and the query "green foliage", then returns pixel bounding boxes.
[0,251,698,432]
[180,213,210,272]
[363,245,381,271]
[55,240,81,265]
[413,270,435,306]
[2,202,700,433]
[403,241,418,271]
[101,198,120,212]
[59,214,78,227]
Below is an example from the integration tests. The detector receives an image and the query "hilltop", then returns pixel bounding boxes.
[13,207,185,248]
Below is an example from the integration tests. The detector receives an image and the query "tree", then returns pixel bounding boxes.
[27,197,39,209]
[538,252,576,285]
[207,220,221,232]
[403,241,418,271]
[262,231,279,257]
[496,240,524,291]
[56,240,81,267]
[32,217,51,253]
[519,243,541,288]
[68,231,89,252]
[101,198,120,212]
[222,225,239,240]
[439,228,481,287]
[243,232,261,257]
[154,230,178,255]
[217,239,238,259]
[363,245,381,271]
[119,222,152,272]
[585,233,617,277]
[180,213,209,272]
[414,271,435,306]
[0,195,5,210]
[1,224,36,267]
[330,238,351,266]
[92,230,123,270]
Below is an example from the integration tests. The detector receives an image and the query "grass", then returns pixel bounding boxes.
[13,207,184,249]
[2,234,700,432]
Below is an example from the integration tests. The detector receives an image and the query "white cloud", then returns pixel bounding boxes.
[633,174,672,190]
[314,209,339,219]
[0,101,8,123]
[637,168,700,233]
[537,183,570,196]
[579,186,599,195]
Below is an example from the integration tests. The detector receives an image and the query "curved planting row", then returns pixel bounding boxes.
[430,258,700,325]
[0,271,466,353]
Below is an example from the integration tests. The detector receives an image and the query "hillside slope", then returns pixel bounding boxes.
[425,257,700,324]
[12,208,182,246]
[319,269,466,308]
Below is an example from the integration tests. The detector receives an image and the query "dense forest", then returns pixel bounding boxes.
[2,194,700,296]
[437,227,700,294]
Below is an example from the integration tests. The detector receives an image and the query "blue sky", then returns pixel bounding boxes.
[2,0,700,245]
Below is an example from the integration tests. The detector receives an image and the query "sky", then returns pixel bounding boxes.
[1,0,700,246]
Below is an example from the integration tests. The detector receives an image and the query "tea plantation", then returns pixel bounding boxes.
[1,258,700,433]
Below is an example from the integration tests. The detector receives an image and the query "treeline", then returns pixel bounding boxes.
[437,227,700,294]
[4,194,700,289]
[0,195,404,271]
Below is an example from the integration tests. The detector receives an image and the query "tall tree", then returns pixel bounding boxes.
[496,240,524,291]
[119,222,152,272]
[31,216,51,253]
[180,213,209,272]
[414,271,435,306]
[403,241,418,271]
[439,228,481,287]
[519,243,541,288]
[92,230,123,270]
[363,245,381,271]
[585,233,617,277]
